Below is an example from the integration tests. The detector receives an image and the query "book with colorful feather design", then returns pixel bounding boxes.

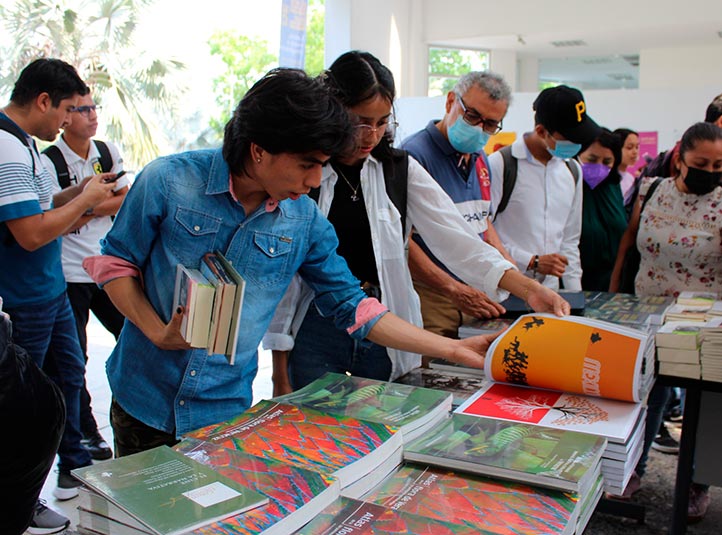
[273,372,452,443]
[404,413,605,493]
[292,496,488,534]
[361,464,579,535]
[183,400,402,489]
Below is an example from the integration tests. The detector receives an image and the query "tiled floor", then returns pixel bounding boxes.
[33,314,274,534]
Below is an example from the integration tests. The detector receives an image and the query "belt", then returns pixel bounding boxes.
[360,281,382,300]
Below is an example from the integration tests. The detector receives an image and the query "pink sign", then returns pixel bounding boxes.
[629,131,658,176]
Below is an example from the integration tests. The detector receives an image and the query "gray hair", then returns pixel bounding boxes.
[454,71,511,103]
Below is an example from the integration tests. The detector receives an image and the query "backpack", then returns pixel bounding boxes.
[639,148,674,180]
[310,148,409,235]
[493,144,580,221]
[42,140,113,188]
[0,114,36,177]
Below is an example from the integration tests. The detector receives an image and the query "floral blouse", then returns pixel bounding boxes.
[635,176,722,298]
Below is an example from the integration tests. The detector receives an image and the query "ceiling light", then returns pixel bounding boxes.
[550,40,587,47]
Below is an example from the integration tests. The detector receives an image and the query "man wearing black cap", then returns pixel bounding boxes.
[488,85,601,291]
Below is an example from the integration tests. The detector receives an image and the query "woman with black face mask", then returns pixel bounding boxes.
[607,122,721,516]
[611,121,722,297]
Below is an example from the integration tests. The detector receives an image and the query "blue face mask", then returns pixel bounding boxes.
[448,115,491,154]
[546,138,582,159]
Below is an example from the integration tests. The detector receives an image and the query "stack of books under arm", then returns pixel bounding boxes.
[172,251,245,365]
[455,313,649,496]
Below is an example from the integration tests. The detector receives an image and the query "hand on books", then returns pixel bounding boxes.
[448,333,499,368]
[526,283,571,317]
[451,283,505,319]
[151,306,193,351]
[536,253,569,278]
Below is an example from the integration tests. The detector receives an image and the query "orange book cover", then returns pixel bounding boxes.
[484,314,647,402]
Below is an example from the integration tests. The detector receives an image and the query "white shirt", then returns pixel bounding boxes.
[488,136,583,291]
[263,154,514,379]
[41,137,128,282]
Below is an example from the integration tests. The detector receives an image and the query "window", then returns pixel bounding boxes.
[428,46,490,97]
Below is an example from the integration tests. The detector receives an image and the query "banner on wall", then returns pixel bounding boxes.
[279,0,308,68]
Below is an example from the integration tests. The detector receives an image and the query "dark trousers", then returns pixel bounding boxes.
[110,399,178,457]
[46,282,125,436]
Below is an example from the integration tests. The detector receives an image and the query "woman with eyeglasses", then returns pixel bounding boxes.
[264,51,569,394]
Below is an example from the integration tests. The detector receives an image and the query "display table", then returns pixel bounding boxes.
[656,375,722,534]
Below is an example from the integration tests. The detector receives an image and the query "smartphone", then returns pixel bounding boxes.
[103,170,126,183]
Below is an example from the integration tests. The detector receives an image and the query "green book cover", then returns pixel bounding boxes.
[362,464,578,535]
[273,372,451,435]
[293,496,488,534]
[72,445,268,535]
[404,414,605,493]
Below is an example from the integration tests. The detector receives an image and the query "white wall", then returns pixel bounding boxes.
[640,45,722,90]
[395,87,720,153]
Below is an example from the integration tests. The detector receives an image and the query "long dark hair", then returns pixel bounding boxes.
[596,127,623,183]
[322,51,396,161]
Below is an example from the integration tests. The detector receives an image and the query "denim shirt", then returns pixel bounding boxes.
[101,148,379,436]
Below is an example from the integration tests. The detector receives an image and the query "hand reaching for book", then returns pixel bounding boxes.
[526,283,570,317]
[448,333,500,369]
[452,283,505,319]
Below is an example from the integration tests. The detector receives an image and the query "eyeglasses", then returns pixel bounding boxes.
[456,94,502,134]
[354,119,399,138]
[71,105,101,117]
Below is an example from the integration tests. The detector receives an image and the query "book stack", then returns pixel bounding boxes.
[701,318,722,382]
[706,300,722,321]
[676,291,719,308]
[403,413,605,495]
[175,439,340,535]
[272,372,452,443]
[72,446,267,535]
[184,400,403,498]
[357,464,598,535]
[664,304,711,323]
[394,366,486,409]
[454,313,649,495]
[173,251,245,364]
[655,321,703,379]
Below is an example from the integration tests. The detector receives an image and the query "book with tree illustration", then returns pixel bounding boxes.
[360,464,580,535]
[293,496,487,535]
[482,313,650,402]
[71,446,267,535]
[273,372,452,443]
[173,439,339,535]
[404,413,605,493]
[183,400,402,489]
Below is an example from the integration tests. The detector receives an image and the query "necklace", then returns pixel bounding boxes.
[336,167,361,201]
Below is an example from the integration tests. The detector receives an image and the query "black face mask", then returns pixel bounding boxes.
[683,166,722,195]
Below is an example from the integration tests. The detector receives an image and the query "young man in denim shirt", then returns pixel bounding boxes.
[85,69,502,457]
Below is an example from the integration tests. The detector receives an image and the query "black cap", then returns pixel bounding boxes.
[533,85,601,146]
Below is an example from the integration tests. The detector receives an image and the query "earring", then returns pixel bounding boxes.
[256,158,261,163]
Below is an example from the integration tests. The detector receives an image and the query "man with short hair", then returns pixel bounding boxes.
[42,92,129,461]
[0,58,117,534]
[402,71,514,344]
[488,85,601,291]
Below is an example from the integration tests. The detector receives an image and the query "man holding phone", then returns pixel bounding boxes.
[42,92,129,464]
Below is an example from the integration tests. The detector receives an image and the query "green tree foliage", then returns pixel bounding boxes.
[207,32,277,136]
[304,0,325,76]
[0,0,186,168]
[427,47,489,97]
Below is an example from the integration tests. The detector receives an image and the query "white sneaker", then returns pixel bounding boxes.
[26,499,70,535]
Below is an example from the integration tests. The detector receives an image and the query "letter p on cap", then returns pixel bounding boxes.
[575,101,585,122]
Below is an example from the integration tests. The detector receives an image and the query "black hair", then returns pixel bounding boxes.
[322,51,396,161]
[10,58,88,107]
[613,128,638,146]
[222,68,355,176]
[704,94,722,124]
[679,121,722,161]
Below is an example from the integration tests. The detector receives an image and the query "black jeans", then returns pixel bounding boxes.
[46,282,125,436]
